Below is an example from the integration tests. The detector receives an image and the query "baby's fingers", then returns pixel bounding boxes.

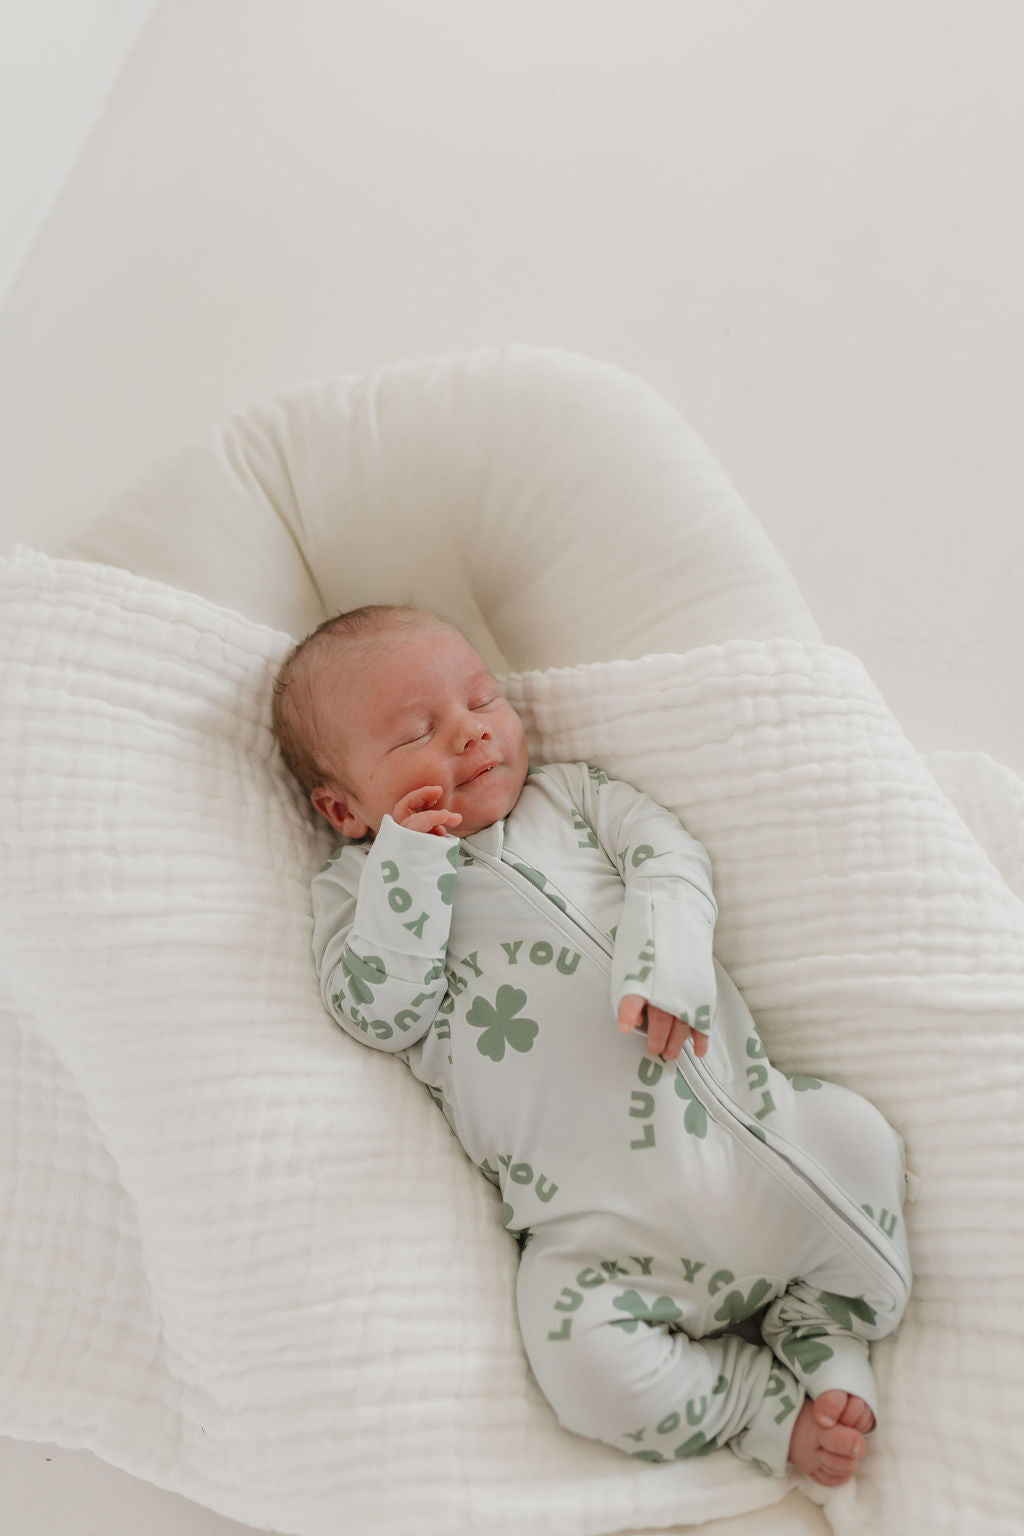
[404,809,463,837]
[664,1019,711,1060]
[393,787,462,836]
[645,1005,678,1058]
[617,998,710,1062]
[617,995,647,1034]
[689,1026,710,1058]
[393,785,445,823]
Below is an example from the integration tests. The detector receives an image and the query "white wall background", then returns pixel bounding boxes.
[0,3,1021,1528]
[0,0,159,306]
[2,1,1022,771]
[1,1,1021,773]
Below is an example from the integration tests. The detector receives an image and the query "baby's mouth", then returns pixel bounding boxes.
[460,762,498,787]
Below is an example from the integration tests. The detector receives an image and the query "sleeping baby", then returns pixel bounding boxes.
[271,604,911,1487]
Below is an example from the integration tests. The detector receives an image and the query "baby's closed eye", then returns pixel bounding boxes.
[393,726,433,749]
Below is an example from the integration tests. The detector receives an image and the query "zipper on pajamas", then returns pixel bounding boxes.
[476,844,617,975]
[681,1051,912,1305]
[475,849,910,1306]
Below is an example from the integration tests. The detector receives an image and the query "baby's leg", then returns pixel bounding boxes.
[761,1280,882,1419]
[761,1272,903,1485]
[759,1085,911,1483]
[516,1247,805,1477]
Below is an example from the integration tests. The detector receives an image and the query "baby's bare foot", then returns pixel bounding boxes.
[788,1390,876,1486]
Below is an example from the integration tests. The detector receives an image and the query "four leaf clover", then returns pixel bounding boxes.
[466,985,540,1061]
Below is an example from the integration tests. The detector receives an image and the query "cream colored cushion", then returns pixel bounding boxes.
[63,345,818,662]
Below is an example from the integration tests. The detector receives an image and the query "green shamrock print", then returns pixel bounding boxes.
[714,1278,774,1327]
[341,947,387,1005]
[788,1072,823,1092]
[673,1074,708,1138]
[466,985,539,1061]
[610,1290,683,1332]
[817,1292,878,1331]
[437,844,459,906]
[780,1326,835,1374]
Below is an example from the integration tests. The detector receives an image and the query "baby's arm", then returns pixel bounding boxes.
[311,809,460,1052]
[576,767,718,1058]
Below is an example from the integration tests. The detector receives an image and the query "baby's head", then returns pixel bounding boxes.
[272,605,529,840]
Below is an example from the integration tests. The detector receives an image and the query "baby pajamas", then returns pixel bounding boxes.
[311,764,911,1475]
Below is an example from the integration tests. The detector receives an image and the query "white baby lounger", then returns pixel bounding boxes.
[63,345,820,660]
[2,346,1023,1536]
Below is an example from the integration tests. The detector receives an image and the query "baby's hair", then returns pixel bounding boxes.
[271,603,438,795]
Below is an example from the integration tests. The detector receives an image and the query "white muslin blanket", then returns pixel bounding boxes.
[1,548,1023,1536]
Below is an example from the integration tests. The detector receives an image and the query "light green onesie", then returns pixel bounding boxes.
[311,764,911,1475]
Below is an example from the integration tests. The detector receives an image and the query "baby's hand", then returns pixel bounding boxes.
[617,994,710,1061]
[393,785,463,838]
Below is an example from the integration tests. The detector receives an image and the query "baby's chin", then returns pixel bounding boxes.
[452,763,527,834]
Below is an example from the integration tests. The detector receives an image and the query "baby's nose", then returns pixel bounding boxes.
[458,714,488,749]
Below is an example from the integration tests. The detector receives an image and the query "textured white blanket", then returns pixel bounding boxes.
[2,549,1022,1536]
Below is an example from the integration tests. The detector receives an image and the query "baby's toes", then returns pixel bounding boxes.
[811,1461,855,1487]
[821,1423,867,1463]
[841,1396,876,1435]
[810,1429,865,1487]
[812,1389,850,1429]
[816,1450,858,1481]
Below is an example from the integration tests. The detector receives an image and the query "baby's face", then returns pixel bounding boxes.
[312,624,529,839]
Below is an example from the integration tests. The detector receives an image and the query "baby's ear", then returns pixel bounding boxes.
[311,785,370,839]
